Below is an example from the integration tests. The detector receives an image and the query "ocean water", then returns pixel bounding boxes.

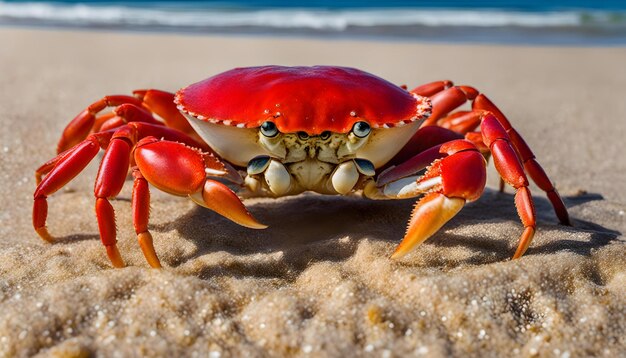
[1,0,626,45]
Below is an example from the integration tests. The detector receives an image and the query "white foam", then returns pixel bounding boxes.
[1,1,619,30]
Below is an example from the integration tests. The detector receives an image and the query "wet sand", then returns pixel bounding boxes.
[0,28,625,357]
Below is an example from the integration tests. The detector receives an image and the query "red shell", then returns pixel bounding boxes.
[175,66,431,135]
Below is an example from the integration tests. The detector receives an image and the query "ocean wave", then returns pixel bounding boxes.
[1,1,624,30]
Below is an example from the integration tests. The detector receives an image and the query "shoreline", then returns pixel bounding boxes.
[3,23,626,56]
[2,19,626,46]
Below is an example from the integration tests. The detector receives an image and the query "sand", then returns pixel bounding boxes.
[0,28,625,357]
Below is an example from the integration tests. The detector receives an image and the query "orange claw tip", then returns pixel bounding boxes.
[391,193,465,260]
[512,226,535,259]
[106,245,126,268]
[36,227,55,243]
[390,245,409,260]
[201,180,268,230]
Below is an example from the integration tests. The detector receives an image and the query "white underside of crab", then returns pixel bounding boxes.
[185,115,424,197]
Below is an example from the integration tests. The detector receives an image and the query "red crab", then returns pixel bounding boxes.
[33,66,570,268]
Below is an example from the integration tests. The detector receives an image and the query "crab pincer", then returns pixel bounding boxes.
[390,140,487,258]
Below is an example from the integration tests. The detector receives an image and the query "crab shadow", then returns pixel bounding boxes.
[52,234,100,245]
[425,191,621,266]
[158,193,409,273]
[156,189,619,277]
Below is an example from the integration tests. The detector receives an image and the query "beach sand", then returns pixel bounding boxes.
[0,28,625,357]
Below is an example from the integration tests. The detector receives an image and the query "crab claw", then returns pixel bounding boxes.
[392,193,465,259]
[135,137,264,229]
[391,140,486,259]
[197,180,267,229]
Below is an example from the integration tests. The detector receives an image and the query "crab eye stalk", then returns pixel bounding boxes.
[352,121,371,138]
[320,131,331,140]
[260,121,279,137]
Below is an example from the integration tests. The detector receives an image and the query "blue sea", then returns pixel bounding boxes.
[1,0,626,45]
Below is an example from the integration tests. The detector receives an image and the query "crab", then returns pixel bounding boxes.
[33,66,570,268]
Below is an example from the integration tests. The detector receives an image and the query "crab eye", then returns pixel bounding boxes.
[260,121,279,137]
[320,131,331,140]
[298,131,309,140]
[352,121,371,138]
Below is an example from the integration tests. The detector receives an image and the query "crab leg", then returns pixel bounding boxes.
[439,111,483,134]
[480,113,538,258]
[33,137,103,242]
[410,81,569,225]
[57,89,201,154]
[92,113,116,133]
[35,146,81,185]
[131,168,161,268]
[57,95,143,153]
[410,80,453,97]
[473,95,570,225]
[411,81,480,133]
[97,103,163,133]
[416,85,479,127]
[133,89,196,135]
[94,132,132,267]
[36,122,210,185]
[463,131,490,156]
